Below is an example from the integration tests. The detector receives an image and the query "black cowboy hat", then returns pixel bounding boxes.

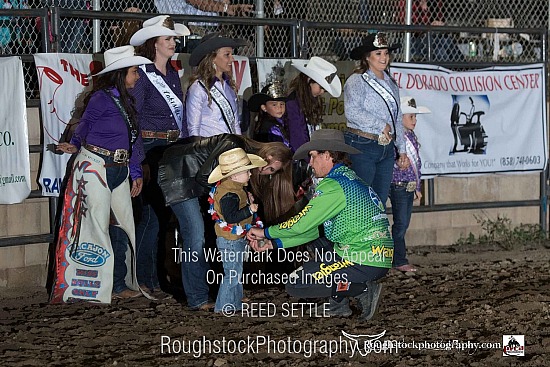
[294,129,361,160]
[248,82,287,112]
[350,32,401,60]
[189,32,247,67]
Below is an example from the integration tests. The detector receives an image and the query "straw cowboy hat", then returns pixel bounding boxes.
[189,32,247,67]
[208,148,267,183]
[248,82,287,112]
[130,15,190,46]
[291,56,341,98]
[93,45,152,76]
[293,129,361,160]
[350,32,401,60]
[401,96,431,114]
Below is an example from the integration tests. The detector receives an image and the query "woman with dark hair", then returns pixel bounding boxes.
[122,15,190,299]
[186,32,247,137]
[285,56,341,152]
[51,46,151,303]
[344,32,410,207]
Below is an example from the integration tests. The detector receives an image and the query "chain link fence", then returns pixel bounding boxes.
[0,0,548,98]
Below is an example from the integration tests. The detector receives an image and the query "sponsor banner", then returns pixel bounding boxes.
[232,55,251,96]
[257,59,547,176]
[34,53,94,197]
[0,57,31,204]
[391,62,547,175]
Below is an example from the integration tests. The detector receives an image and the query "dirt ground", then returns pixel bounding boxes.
[1,243,550,367]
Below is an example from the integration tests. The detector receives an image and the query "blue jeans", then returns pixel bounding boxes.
[170,197,210,309]
[344,131,395,207]
[105,162,129,294]
[135,204,160,289]
[389,184,414,267]
[214,237,246,312]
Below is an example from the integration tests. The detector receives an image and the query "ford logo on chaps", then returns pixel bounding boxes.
[69,242,111,267]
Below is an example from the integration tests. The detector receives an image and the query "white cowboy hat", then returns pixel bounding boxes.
[130,15,190,46]
[208,148,267,184]
[401,96,431,114]
[93,45,152,76]
[291,56,341,98]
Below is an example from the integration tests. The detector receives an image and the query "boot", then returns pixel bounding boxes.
[355,281,383,321]
[317,296,352,317]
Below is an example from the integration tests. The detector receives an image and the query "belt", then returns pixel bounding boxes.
[393,181,417,192]
[85,144,129,164]
[347,128,392,146]
[141,130,180,143]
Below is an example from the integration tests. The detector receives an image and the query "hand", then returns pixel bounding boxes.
[56,142,78,154]
[249,238,273,252]
[247,227,265,242]
[397,153,410,170]
[382,123,392,141]
[249,203,258,213]
[131,178,143,197]
[247,191,255,204]
[227,3,254,16]
[414,190,422,202]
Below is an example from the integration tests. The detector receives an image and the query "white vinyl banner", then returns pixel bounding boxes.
[0,57,31,204]
[232,55,251,96]
[34,54,93,196]
[391,63,547,176]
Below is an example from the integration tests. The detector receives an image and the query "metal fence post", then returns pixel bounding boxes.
[255,0,264,57]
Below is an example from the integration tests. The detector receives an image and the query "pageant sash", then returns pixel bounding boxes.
[199,80,236,134]
[405,134,420,187]
[361,72,399,134]
[140,65,184,132]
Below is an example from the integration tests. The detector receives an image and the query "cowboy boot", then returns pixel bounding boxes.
[355,281,383,321]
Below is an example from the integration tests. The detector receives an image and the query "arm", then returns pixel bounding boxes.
[219,192,253,224]
[185,82,206,137]
[187,0,253,16]
[265,178,346,248]
[285,98,309,152]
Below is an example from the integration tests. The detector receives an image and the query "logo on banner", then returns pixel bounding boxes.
[69,242,111,267]
[502,335,524,356]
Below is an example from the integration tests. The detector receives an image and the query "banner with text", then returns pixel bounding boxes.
[0,57,31,204]
[34,53,94,197]
[390,63,547,175]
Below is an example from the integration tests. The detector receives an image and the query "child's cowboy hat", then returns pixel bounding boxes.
[130,15,190,46]
[92,45,152,76]
[248,82,287,112]
[294,129,361,160]
[189,32,247,67]
[401,96,431,114]
[208,148,267,183]
[291,56,341,98]
[350,32,401,60]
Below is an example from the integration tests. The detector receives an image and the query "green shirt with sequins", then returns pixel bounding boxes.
[265,164,394,268]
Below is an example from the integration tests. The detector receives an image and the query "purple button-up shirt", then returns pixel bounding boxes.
[392,130,421,189]
[131,63,185,136]
[71,88,144,181]
[186,74,241,137]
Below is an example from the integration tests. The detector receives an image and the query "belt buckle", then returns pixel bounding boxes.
[377,134,391,146]
[406,182,417,192]
[113,149,128,164]
[167,130,179,143]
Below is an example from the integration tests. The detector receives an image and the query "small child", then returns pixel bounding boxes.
[389,96,431,273]
[286,56,341,152]
[207,148,267,313]
[249,82,289,147]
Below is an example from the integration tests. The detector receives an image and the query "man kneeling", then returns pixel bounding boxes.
[247,129,394,321]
